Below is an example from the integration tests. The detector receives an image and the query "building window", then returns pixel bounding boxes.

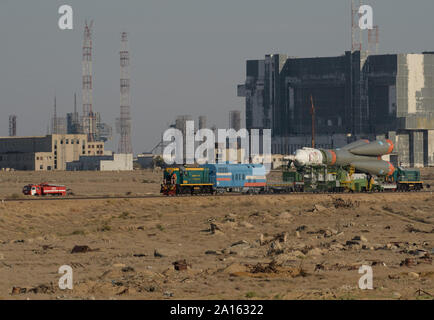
[66,139,69,144]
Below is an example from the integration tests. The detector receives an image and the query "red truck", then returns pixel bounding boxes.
[22,183,67,196]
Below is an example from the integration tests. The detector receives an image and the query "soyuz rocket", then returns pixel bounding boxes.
[289,139,395,176]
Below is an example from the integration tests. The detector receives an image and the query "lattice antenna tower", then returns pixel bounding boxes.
[117,32,133,154]
[9,115,17,137]
[351,0,362,52]
[82,20,96,142]
[368,25,379,55]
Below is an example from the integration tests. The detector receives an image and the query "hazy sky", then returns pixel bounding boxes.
[0,0,433,153]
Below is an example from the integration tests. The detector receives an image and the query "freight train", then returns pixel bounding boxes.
[160,139,425,196]
[160,163,424,196]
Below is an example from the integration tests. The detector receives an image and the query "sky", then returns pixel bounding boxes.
[0,0,433,154]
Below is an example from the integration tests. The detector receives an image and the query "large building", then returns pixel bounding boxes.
[0,134,105,171]
[238,51,434,167]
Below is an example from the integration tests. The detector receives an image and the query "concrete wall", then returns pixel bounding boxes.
[100,154,133,171]
[0,136,52,153]
[428,130,434,166]
[0,152,36,170]
[52,134,87,170]
[410,131,425,168]
[67,153,133,171]
[389,130,434,168]
[0,152,54,171]
[397,54,434,118]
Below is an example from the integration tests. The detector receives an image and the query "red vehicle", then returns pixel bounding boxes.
[22,183,67,196]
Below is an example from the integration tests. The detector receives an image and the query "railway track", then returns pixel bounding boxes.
[2,188,432,203]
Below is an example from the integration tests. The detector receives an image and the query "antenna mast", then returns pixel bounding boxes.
[82,20,96,142]
[117,32,133,154]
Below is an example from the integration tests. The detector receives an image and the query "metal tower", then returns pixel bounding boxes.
[52,96,58,134]
[117,32,132,154]
[351,0,362,52]
[229,111,241,131]
[82,20,96,142]
[9,115,17,137]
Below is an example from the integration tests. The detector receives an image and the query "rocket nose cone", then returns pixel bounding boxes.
[294,150,308,166]
[387,162,395,176]
[386,139,394,154]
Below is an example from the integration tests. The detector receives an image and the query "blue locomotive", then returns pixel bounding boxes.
[204,163,266,194]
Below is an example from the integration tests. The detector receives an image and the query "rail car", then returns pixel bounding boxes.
[161,167,213,195]
[388,167,424,191]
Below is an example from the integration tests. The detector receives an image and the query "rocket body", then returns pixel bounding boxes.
[291,139,395,176]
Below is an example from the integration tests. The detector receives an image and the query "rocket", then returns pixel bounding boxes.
[289,139,395,176]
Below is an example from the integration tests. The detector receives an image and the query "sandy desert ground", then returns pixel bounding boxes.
[0,169,433,300]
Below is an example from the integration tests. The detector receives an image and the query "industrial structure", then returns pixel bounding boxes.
[0,134,104,171]
[8,115,17,137]
[238,51,434,168]
[51,95,111,141]
[66,93,82,134]
[82,20,96,142]
[49,22,112,142]
[198,116,207,130]
[51,96,67,134]
[237,1,433,168]
[117,32,133,154]
[0,21,127,172]
[229,110,241,132]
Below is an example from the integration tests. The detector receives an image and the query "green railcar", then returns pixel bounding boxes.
[391,167,423,191]
[161,167,213,195]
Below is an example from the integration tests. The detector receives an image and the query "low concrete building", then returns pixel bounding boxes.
[0,134,102,171]
[66,153,133,171]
